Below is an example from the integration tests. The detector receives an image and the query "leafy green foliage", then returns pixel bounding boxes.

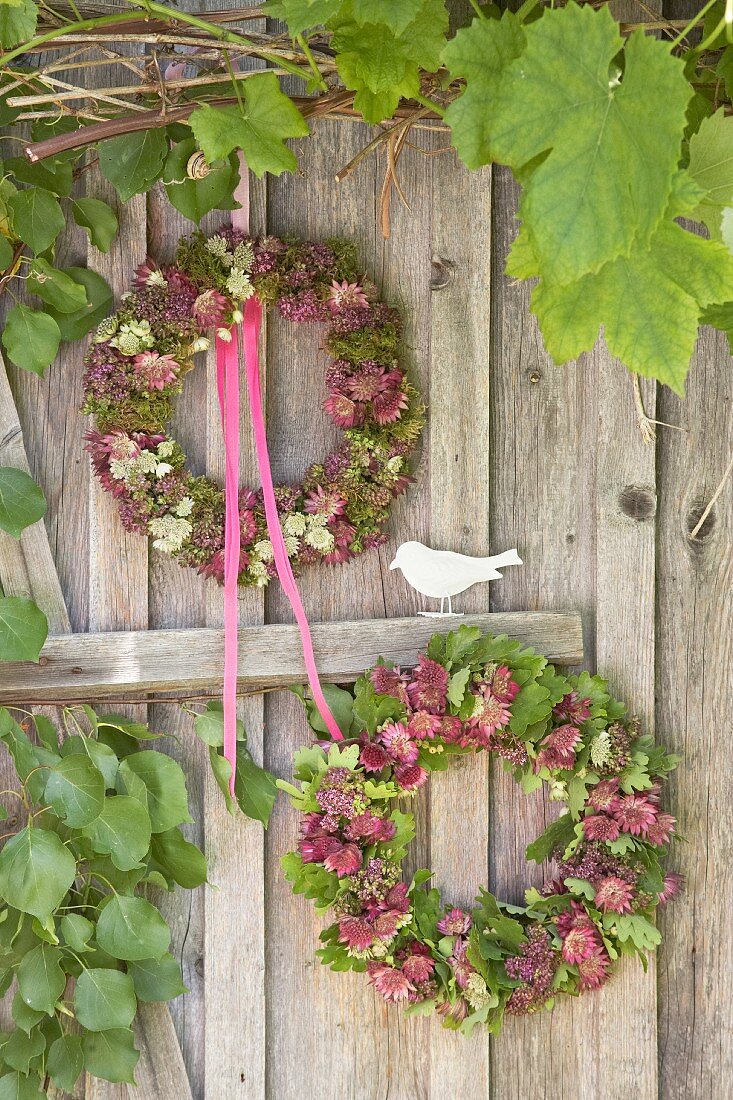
[0,469,45,540]
[98,130,168,203]
[6,188,64,253]
[70,198,118,253]
[1,306,60,376]
[189,73,310,177]
[0,708,204,1093]
[0,0,37,48]
[0,598,47,662]
[163,140,240,223]
[193,700,278,826]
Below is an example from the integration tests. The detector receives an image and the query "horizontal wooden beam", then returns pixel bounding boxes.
[0,612,583,703]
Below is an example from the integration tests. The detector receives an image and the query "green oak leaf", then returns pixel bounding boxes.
[45,267,114,342]
[47,1034,84,1093]
[70,197,118,252]
[687,107,733,246]
[44,754,105,827]
[0,597,48,662]
[525,811,576,865]
[443,11,525,170]
[163,140,240,224]
[128,953,187,1002]
[98,129,168,202]
[189,72,309,178]
[7,186,64,252]
[74,968,136,1032]
[151,827,207,889]
[117,751,192,833]
[0,468,46,539]
[81,794,152,871]
[489,3,690,284]
[81,1027,139,1084]
[17,942,65,1014]
[531,218,733,394]
[0,827,75,919]
[2,304,61,375]
[96,895,170,961]
[0,0,38,49]
[27,259,87,313]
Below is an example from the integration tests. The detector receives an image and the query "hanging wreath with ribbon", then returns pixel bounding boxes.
[281,627,682,1033]
[82,229,424,587]
[81,164,425,790]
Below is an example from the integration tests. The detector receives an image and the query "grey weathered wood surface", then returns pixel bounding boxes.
[2,11,732,1099]
[0,612,583,701]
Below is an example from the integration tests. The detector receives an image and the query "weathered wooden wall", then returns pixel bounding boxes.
[1,22,732,1100]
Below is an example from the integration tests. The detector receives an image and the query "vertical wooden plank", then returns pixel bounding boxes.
[264,118,433,1099]
[201,168,268,1100]
[427,152,492,1097]
[657,324,733,1100]
[488,167,598,1098]
[83,177,148,1100]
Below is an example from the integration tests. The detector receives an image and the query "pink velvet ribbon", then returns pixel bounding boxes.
[215,154,343,792]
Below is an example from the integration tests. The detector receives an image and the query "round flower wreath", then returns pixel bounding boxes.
[82,227,424,586]
[281,627,682,1033]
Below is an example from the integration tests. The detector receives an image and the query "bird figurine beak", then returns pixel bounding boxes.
[388,558,397,570]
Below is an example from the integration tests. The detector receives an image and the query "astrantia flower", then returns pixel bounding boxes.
[193,288,229,328]
[328,279,369,311]
[323,842,362,878]
[378,722,418,764]
[133,351,180,390]
[437,908,472,936]
[611,794,657,836]
[394,763,427,791]
[304,485,347,520]
[658,871,684,904]
[370,664,407,699]
[323,392,365,428]
[577,947,612,990]
[407,711,440,740]
[447,938,475,989]
[134,257,165,289]
[345,813,395,844]
[594,876,635,914]
[561,924,599,964]
[488,665,520,704]
[298,833,341,864]
[345,361,399,402]
[436,998,468,1025]
[360,742,389,773]
[401,946,435,984]
[553,691,591,724]
[407,656,449,713]
[338,916,374,952]
[467,685,512,740]
[535,725,582,771]
[645,812,676,846]
[366,962,414,1003]
[372,389,409,425]
[464,972,493,1010]
[582,814,621,842]
[588,778,620,813]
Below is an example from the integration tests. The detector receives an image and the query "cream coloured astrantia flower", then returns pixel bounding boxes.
[149,514,192,553]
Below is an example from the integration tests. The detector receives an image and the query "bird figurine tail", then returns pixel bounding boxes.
[481,549,523,571]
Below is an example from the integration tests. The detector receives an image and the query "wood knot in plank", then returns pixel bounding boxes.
[686,500,717,544]
[618,485,656,521]
[430,254,455,291]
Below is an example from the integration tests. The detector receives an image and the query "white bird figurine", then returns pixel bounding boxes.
[389,541,523,616]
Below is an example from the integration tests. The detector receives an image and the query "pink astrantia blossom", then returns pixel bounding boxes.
[658,871,684,904]
[587,778,621,813]
[360,742,389,773]
[553,691,592,724]
[323,842,363,877]
[645,812,676,846]
[134,257,163,288]
[401,943,435,984]
[192,288,229,328]
[133,351,180,390]
[611,794,658,836]
[467,684,512,740]
[372,389,409,425]
[561,924,599,964]
[394,763,428,791]
[407,656,449,713]
[594,876,635,914]
[582,814,621,842]
[487,665,520,704]
[535,725,582,771]
[328,279,369,311]
[437,909,472,936]
[407,711,441,740]
[378,722,419,764]
[338,916,374,952]
[366,962,414,1003]
[323,392,365,428]
[577,946,612,990]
